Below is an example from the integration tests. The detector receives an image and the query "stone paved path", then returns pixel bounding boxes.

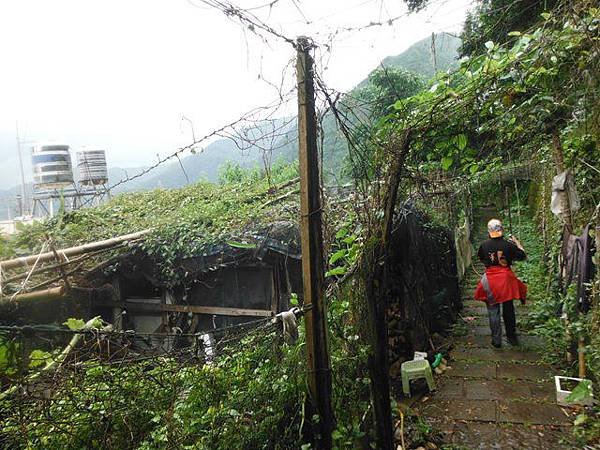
[413,215,578,449]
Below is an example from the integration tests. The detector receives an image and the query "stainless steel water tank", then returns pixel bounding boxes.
[31,144,74,189]
[76,149,108,186]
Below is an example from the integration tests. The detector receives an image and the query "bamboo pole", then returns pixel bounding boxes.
[2,245,124,285]
[578,336,586,378]
[0,230,150,272]
[0,286,65,305]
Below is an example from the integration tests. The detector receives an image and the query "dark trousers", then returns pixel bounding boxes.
[486,300,516,346]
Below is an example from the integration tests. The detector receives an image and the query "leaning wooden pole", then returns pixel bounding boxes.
[0,230,150,272]
[368,132,411,450]
[296,36,334,449]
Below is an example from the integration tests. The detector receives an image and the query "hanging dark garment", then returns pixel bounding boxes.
[560,224,596,313]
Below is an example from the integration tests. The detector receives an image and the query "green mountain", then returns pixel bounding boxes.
[111,119,297,193]
[381,32,461,77]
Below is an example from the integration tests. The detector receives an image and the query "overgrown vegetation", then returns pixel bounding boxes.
[1,0,599,448]
[460,0,561,56]
[3,162,299,287]
[341,0,599,445]
[0,211,374,449]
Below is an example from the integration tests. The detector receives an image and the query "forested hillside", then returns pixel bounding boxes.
[381,32,460,77]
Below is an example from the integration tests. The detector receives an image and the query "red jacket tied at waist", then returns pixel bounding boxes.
[474,266,527,304]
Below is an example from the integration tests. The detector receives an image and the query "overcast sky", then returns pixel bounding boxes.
[0,0,473,189]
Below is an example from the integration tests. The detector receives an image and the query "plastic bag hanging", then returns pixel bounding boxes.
[551,170,580,220]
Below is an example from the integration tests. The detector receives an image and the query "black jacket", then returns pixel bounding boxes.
[477,237,526,268]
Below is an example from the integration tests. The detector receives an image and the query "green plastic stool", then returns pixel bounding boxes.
[401,359,435,397]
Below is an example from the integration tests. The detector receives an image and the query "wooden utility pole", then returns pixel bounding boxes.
[296,36,334,449]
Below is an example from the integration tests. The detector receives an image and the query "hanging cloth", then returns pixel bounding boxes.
[551,170,581,220]
[560,224,596,313]
[277,307,300,344]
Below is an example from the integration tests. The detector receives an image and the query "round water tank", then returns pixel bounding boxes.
[31,144,74,189]
[77,149,108,186]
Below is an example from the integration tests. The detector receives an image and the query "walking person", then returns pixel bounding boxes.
[474,219,527,348]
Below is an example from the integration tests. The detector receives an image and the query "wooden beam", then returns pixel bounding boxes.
[95,299,273,317]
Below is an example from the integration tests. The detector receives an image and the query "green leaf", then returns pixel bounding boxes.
[441,157,454,171]
[574,413,588,426]
[329,249,347,265]
[326,267,347,277]
[226,240,256,249]
[392,100,404,110]
[63,318,86,331]
[565,379,593,403]
[342,235,356,245]
[508,31,522,37]
[541,12,551,20]
[335,227,348,239]
[456,134,467,150]
[29,349,52,368]
[332,429,343,440]
[484,41,495,51]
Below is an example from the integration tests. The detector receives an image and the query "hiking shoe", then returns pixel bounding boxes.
[507,336,520,346]
[492,342,502,349]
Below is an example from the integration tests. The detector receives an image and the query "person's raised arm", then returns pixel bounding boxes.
[508,235,526,261]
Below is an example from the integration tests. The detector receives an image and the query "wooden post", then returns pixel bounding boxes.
[296,36,334,449]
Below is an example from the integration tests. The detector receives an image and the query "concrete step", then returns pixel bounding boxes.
[451,347,540,362]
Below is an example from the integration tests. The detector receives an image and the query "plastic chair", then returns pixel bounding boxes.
[401,359,435,397]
